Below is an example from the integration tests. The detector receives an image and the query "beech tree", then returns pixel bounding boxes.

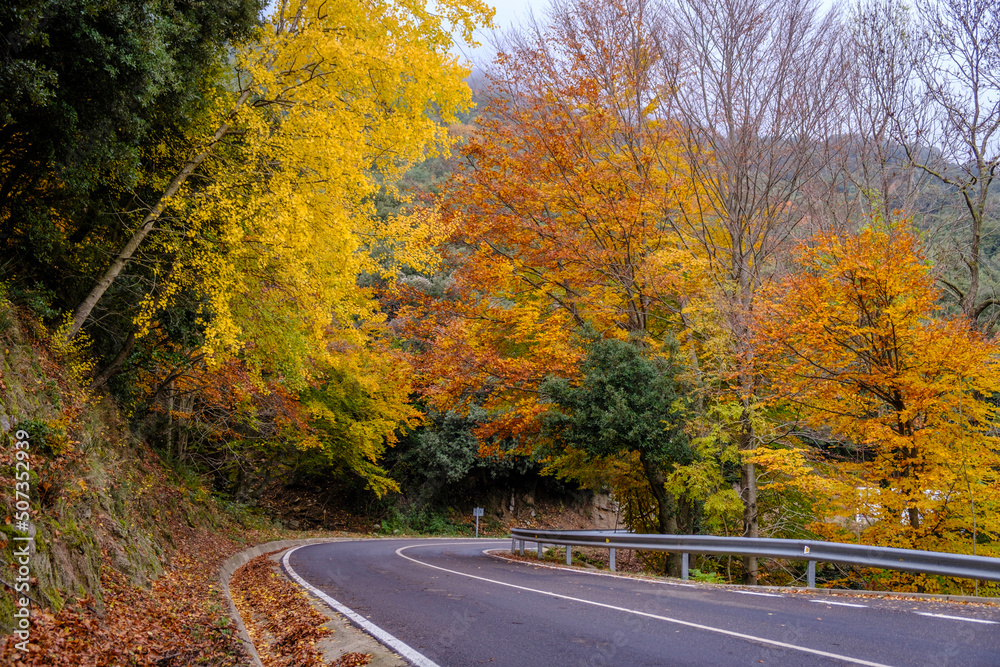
[660,0,848,583]
[756,220,1000,551]
[398,0,715,539]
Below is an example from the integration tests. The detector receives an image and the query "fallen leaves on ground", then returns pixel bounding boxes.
[229,550,333,667]
[331,653,373,667]
[1,533,249,666]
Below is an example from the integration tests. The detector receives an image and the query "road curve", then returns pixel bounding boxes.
[284,539,999,666]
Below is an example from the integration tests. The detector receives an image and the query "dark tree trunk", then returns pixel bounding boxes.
[639,450,682,577]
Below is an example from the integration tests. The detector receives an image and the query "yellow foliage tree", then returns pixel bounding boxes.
[74,0,494,494]
[68,0,494,363]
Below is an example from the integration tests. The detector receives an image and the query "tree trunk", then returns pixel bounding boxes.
[639,450,682,576]
[90,330,137,390]
[176,392,193,462]
[740,461,759,584]
[738,399,759,584]
[165,378,175,456]
[960,198,982,321]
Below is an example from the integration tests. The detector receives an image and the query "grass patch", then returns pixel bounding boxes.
[378,506,470,536]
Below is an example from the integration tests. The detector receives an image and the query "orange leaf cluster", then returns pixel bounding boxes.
[331,653,373,667]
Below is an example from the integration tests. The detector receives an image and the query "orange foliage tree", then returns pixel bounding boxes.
[397,0,717,542]
[416,0,703,407]
[756,220,1000,552]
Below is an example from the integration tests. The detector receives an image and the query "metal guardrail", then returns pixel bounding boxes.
[509,528,1000,588]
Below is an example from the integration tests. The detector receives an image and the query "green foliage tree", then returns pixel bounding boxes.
[388,405,539,508]
[0,0,260,293]
[541,336,695,573]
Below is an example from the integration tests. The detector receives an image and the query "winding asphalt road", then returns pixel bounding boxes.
[284,539,1000,666]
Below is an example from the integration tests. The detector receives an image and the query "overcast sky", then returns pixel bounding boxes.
[453,0,538,67]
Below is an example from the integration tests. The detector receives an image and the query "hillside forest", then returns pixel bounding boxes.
[2,0,999,598]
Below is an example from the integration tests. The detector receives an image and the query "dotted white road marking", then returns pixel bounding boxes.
[810,600,868,608]
[915,612,999,625]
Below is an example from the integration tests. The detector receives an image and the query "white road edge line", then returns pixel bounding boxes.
[914,612,999,625]
[281,546,441,667]
[732,590,783,598]
[396,544,892,667]
[810,600,868,608]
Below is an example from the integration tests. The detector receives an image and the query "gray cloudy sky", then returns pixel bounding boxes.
[453,0,538,66]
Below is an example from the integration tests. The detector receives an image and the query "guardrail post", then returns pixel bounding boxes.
[807,560,816,588]
[566,545,572,565]
[681,552,689,580]
[609,547,616,572]
[537,542,543,558]
[519,539,525,556]
[511,537,515,554]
